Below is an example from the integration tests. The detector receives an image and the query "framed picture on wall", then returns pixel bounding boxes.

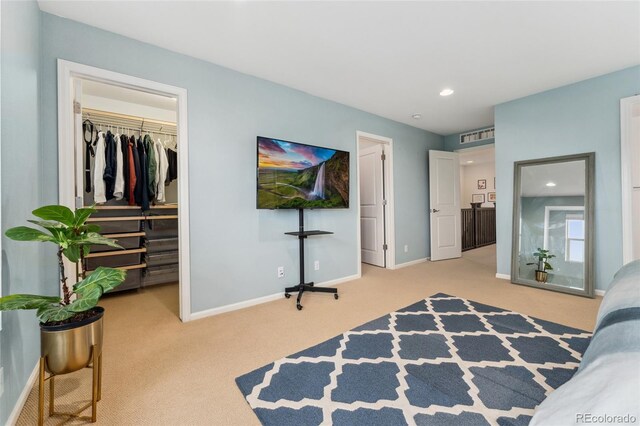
[472,194,485,204]
[478,179,487,189]
[488,192,496,202]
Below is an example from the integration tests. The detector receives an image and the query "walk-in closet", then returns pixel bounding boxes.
[76,80,182,318]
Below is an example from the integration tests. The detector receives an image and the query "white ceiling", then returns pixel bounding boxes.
[39,1,640,135]
[520,160,585,197]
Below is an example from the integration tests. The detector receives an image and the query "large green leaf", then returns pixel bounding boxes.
[67,286,102,313]
[63,245,81,263]
[74,206,97,227]
[0,294,61,311]
[27,219,65,230]
[5,226,55,243]
[37,305,75,323]
[32,205,75,227]
[77,233,122,249]
[86,224,101,233]
[74,266,126,294]
[26,220,66,244]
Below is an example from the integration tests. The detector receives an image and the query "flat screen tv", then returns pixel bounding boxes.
[257,136,350,209]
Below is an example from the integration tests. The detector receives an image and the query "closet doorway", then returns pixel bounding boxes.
[57,60,191,322]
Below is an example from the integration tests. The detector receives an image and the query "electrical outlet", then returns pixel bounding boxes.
[277,266,284,278]
[404,245,409,253]
[314,260,320,271]
[0,367,4,398]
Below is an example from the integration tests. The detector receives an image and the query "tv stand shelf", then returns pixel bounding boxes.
[284,209,338,310]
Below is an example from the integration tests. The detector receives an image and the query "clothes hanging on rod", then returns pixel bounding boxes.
[166,148,178,184]
[84,112,178,209]
[93,132,107,203]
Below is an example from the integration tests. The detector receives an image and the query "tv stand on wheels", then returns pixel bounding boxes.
[284,209,338,310]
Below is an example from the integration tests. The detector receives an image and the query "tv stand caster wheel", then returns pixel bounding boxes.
[285,293,291,299]
[297,304,303,311]
[334,293,339,300]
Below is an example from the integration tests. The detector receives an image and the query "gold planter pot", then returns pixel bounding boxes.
[40,307,104,375]
[39,307,104,425]
[535,270,548,283]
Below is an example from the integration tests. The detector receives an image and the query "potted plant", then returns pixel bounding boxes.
[527,248,555,283]
[0,205,126,375]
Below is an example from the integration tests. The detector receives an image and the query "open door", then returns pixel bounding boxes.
[359,144,386,267]
[429,150,462,261]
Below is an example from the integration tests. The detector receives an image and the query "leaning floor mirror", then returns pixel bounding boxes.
[511,153,595,297]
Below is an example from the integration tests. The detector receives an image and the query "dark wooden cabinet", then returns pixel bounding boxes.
[83,205,179,292]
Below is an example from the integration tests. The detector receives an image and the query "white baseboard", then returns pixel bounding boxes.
[190,273,361,321]
[595,289,605,297]
[394,257,429,269]
[7,362,39,426]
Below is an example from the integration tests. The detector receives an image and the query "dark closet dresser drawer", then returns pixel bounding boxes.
[85,252,142,270]
[91,220,141,234]
[145,219,178,238]
[146,251,179,267]
[143,264,179,286]
[146,237,179,253]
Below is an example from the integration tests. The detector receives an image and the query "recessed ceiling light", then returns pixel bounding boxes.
[439,88,454,97]
[466,160,474,164]
[546,182,556,187]
[412,113,422,120]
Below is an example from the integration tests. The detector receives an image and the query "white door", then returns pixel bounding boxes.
[360,144,386,267]
[63,78,85,289]
[429,150,462,261]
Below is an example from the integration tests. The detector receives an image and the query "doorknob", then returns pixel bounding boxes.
[431,209,440,213]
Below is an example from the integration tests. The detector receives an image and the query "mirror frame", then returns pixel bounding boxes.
[511,152,595,298]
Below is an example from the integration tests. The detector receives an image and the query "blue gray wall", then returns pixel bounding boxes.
[3,8,443,419]
[0,1,49,424]
[495,66,640,291]
[39,13,442,314]
[444,126,495,152]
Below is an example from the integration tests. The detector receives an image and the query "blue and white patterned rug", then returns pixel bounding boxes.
[236,293,591,426]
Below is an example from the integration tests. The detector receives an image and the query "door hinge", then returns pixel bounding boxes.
[383,244,388,250]
[73,100,81,114]
[381,153,386,161]
[382,199,387,206]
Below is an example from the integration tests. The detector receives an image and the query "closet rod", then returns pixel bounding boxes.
[89,123,177,137]
[83,108,177,127]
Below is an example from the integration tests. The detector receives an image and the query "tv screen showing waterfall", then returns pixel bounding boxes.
[256,136,350,209]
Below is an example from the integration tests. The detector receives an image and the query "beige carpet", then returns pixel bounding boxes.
[17,245,601,425]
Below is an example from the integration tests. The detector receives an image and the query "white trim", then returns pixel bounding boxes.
[190,273,361,321]
[6,363,39,426]
[621,95,640,265]
[57,59,192,322]
[356,131,396,276]
[595,289,605,297]
[495,273,511,280]
[394,257,429,269]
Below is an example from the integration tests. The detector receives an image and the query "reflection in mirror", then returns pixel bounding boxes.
[511,153,594,297]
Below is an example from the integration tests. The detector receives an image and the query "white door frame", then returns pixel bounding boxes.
[57,59,192,322]
[621,95,640,265]
[356,131,396,273]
